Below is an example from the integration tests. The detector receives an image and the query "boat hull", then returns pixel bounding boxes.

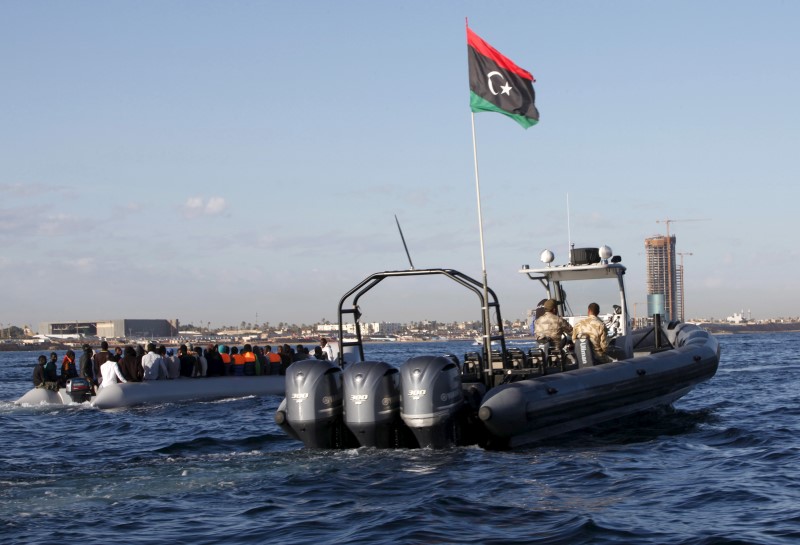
[478,323,719,448]
[14,376,285,409]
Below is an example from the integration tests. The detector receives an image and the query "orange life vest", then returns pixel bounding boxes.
[242,351,257,375]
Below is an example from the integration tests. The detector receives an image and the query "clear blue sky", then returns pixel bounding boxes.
[1,1,797,331]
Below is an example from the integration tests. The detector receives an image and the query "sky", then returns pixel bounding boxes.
[1,1,798,332]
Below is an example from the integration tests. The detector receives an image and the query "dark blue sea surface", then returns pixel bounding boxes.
[1,334,799,544]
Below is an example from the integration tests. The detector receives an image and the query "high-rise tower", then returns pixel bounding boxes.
[645,235,678,321]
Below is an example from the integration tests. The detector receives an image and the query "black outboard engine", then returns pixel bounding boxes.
[274,359,355,449]
[65,377,93,403]
[343,361,417,448]
[400,355,465,448]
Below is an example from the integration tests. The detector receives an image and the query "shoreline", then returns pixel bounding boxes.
[2,324,800,353]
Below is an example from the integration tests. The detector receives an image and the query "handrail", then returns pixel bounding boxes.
[336,268,507,387]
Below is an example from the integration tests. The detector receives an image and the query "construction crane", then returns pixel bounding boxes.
[677,252,694,322]
[656,218,710,238]
[655,219,709,321]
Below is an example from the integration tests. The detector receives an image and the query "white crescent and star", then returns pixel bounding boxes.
[486,71,513,96]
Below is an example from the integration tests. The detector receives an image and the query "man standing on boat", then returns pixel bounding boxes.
[79,344,94,384]
[141,343,168,380]
[320,338,335,362]
[572,303,610,363]
[99,356,128,388]
[92,341,112,381]
[534,299,573,347]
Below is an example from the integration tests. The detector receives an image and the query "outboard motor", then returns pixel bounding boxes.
[343,361,417,448]
[575,335,596,368]
[400,355,465,448]
[274,359,355,449]
[65,377,93,403]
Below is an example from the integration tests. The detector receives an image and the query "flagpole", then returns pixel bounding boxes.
[470,111,493,371]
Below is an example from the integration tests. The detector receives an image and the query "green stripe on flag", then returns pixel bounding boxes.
[469,92,538,129]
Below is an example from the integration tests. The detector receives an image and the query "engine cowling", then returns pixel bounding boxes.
[274,359,355,449]
[400,355,465,448]
[343,361,417,448]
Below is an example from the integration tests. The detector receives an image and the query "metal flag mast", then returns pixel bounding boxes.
[469,110,494,369]
[465,18,493,368]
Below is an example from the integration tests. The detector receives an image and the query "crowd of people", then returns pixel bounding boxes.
[33,337,337,390]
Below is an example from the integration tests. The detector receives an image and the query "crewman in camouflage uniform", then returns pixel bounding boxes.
[572,302,610,362]
[534,299,573,346]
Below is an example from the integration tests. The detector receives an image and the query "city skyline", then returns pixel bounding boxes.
[2,2,797,329]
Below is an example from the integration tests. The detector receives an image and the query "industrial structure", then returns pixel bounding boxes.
[38,319,179,339]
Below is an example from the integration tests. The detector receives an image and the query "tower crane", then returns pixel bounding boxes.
[656,218,710,238]
[677,252,694,322]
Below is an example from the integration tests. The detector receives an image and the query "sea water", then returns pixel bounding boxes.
[1,334,798,545]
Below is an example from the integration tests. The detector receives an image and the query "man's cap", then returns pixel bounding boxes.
[543,299,557,311]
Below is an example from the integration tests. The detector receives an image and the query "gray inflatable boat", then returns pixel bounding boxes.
[275,246,719,450]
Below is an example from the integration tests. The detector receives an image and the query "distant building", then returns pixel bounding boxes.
[39,319,179,339]
[316,322,403,336]
[726,312,748,324]
[645,235,680,321]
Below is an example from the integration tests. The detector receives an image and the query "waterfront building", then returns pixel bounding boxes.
[39,319,179,339]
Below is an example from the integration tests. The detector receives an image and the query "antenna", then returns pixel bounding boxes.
[394,215,415,270]
[566,193,572,261]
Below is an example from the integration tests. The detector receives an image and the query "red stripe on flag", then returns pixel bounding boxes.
[467,27,535,82]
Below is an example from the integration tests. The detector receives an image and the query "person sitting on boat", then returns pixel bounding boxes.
[99,356,128,388]
[160,347,179,379]
[60,350,78,386]
[141,343,168,380]
[32,355,46,388]
[254,346,268,376]
[230,346,245,376]
[572,302,611,363]
[205,345,225,376]
[241,344,258,376]
[293,345,310,362]
[279,344,293,374]
[119,346,143,382]
[265,345,281,375]
[534,299,573,348]
[218,345,232,375]
[193,346,208,377]
[33,355,59,390]
[178,344,200,378]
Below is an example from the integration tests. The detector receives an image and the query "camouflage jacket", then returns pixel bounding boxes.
[534,312,573,342]
[572,315,608,356]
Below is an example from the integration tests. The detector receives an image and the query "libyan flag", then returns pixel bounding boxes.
[467,27,539,129]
